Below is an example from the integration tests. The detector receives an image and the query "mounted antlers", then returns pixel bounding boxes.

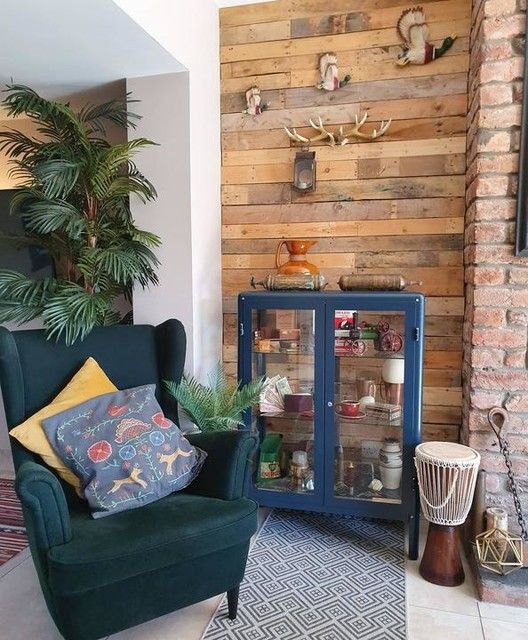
[284,113,392,146]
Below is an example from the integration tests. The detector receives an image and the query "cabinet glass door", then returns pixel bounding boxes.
[251,307,319,497]
[332,308,406,504]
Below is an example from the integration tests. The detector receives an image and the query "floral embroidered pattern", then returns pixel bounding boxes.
[42,384,206,518]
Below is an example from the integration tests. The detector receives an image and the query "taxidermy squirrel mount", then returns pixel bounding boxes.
[396,6,456,66]
[317,53,351,91]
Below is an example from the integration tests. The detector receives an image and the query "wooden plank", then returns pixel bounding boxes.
[221,72,291,95]
[290,55,469,88]
[222,252,356,269]
[223,137,466,166]
[222,216,463,240]
[224,55,468,93]
[222,199,465,224]
[222,94,467,126]
[220,0,429,27]
[222,234,464,254]
[223,175,465,205]
[222,266,463,296]
[226,37,468,78]
[220,20,470,62]
[283,73,468,109]
[290,0,469,38]
[221,20,291,46]
[221,116,467,149]
[222,154,464,185]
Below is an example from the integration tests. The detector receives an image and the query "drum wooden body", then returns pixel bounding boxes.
[414,442,481,586]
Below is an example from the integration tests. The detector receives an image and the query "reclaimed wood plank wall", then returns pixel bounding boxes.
[220,0,470,443]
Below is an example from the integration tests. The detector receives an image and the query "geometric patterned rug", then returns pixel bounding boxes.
[0,478,28,567]
[202,510,406,639]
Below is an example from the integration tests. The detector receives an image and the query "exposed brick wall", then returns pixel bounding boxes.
[464,0,528,529]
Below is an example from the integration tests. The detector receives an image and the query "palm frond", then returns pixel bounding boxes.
[163,365,264,432]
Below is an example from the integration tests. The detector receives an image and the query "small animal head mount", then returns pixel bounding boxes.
[317,52,351,91]
[244,86,268,115]
[396,7,456,66]
[284,114,391,147]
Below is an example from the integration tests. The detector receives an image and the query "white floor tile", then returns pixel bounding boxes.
[407,606,485,640]
[479,600,528,624]
[0,557,62,640]
[406,557,479,616]
[481,618,528,640]
[109,596,221,640]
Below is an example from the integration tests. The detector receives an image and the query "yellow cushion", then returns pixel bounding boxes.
[10,357,117,492]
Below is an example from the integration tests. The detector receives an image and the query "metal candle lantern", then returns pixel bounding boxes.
[293,151,316,192]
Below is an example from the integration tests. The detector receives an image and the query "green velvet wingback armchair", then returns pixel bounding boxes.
[0,320,258,640]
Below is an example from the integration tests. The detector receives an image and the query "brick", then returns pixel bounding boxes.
[473,308,505,327]
[476,130,511,153]
[480,83,513,106]
[507,309,528,325]
[479,58,524,84]
[468,431,500,451]
[481,39,515,61]
[479,105,522,128]
[469,198,516,221]
[484,0,518,16]
[511,289,528,306]
[469,348,505,368]
[485,472,502,494]
[473,287,512,307]
[482,14,525,39]
[468,266,506,285]
[505,393,528,412]
[479,450,528,475]
[508,267,528,284]
[471,370,528,390]
[470,389,504,408]
[504,350,527,368]
[474,175,511,197]
[475,153,518,174]
[472,327,527,348]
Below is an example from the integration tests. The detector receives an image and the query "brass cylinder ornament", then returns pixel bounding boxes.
[338,274,422,291]
[251,274,327,291]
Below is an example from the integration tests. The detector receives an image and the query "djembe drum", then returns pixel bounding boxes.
[415,442,481,586]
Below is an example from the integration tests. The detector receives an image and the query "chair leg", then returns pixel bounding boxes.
[227,585,240,620]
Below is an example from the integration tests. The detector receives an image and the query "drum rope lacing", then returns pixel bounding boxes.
[488,408,528,541]
[416,467,459,510]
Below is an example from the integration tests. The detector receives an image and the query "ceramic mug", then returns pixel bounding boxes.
[337,400,360,417]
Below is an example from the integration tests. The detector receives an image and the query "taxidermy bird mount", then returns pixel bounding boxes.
[396,6,456,66]
[316,53,351,91]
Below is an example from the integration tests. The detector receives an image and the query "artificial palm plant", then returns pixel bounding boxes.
[0,84,159,344]
[164,364,264,432]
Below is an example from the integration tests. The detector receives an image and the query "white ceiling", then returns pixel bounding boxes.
[0,0,183,96]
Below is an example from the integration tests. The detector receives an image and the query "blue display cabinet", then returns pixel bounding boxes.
[238,291,425,559]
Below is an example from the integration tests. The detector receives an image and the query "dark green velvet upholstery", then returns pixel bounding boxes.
[0,322,258,640]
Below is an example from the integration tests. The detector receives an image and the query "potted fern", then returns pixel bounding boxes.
[164,364,264,432]
[0,84,159,344]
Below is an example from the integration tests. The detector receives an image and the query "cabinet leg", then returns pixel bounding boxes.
[408,513,420,561]
[227,585,240,620]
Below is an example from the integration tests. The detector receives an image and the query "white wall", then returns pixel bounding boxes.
[114,0,222,379]
[127,72,194,355]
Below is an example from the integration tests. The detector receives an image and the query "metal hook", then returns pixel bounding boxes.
[487,407,508,440]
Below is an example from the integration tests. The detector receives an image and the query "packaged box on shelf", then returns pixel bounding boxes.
[364,402,401,420]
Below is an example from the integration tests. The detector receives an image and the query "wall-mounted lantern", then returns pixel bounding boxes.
[293,151,316,193]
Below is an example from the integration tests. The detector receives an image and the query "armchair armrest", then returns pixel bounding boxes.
[15,461,72,550]
[185,431,257,500]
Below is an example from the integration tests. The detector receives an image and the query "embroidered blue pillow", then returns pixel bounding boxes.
[42,384,206,518]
